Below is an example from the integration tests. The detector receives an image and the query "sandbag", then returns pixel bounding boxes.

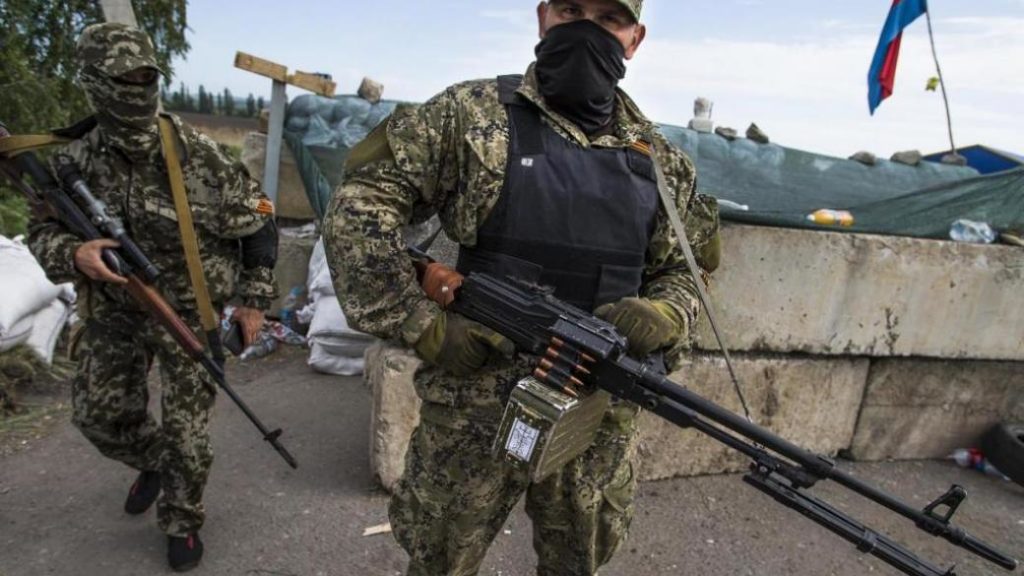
[304,238,377,376]
[25,298,73,365]
[0,236,63,336]
[0,314,34,353]
[308,340,365,376]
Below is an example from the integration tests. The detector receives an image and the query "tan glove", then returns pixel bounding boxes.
[414,311,514,376]
[594,297,686,357]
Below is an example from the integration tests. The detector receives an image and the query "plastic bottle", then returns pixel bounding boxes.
[806,209,854,227]
[949,219,996,244]
[949,448,1009,480]
[279,286,303,330]
[240,332,279,361]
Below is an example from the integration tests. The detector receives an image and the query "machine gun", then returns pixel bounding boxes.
[409,246,1018,576]
[0,123,297,469]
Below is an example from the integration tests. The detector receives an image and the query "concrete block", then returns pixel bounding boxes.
[848,359,1024,461]
[364,344,870,488]
[241,132,317,220]
[364,342,421,492]
[636,354,869,480]
[694,224,1024,360]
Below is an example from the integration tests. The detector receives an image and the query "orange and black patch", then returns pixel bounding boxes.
[255,198,275,215]
[629,140,653,156]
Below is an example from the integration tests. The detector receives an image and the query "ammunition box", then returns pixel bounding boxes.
[493,376,609,482]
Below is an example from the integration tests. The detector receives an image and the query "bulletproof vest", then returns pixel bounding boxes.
[456,75,660,312]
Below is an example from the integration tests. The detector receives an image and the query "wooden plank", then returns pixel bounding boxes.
[234,51,287,83]
[287,71,336,97]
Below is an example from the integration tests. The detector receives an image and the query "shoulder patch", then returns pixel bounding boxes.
[254,197,275,215]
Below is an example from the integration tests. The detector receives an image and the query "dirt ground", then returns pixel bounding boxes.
[1,346,1021,576]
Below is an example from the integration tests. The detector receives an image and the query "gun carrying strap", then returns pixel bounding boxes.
[158,116,219,334]
[0,134,72,158]
[648,142,754,423]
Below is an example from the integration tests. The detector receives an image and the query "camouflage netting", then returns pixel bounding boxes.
[284,93,1023,240]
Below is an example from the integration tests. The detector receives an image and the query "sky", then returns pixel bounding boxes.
[171,0,1024,158]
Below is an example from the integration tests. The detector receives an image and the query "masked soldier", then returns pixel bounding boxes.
[324,0,720,574]
[27,23,278,572]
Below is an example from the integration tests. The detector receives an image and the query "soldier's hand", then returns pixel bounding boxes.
[231,307,266,347]
[413,311,514,376]
[74,239,128,284]
[594,297,685,357]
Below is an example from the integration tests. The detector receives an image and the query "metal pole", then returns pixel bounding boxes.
[263,80,287,204]
[924,4,958,156]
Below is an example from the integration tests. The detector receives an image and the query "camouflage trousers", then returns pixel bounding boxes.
[70,310,215,536]
[390,399,640,576]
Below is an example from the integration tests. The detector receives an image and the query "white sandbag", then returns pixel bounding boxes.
[310,333,374,359]
[306,238,335,302]
[0,314,34,353]
[307,340,366,376]
[0,236,62,336]
[25,298,72,365]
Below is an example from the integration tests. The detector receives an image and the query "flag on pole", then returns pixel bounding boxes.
[868,0,928,114]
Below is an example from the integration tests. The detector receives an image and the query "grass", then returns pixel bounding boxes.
[0,346,75,454]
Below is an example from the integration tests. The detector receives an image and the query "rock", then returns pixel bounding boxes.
[688,97,715,133]
[746,123,770,144]
[940,153,968,167]
[849,151,877,166]
[890,149,922,166]
[357,77,384,104]
[714,127,738,141]
[688,118,714,134]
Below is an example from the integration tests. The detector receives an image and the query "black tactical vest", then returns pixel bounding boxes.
[456,75,661,312]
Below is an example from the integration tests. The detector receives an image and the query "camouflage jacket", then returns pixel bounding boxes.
[28,113,278,316]
[324,64,719,369]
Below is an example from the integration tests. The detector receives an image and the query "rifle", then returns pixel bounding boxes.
[0,123,298,469]
[408,247,1018,576]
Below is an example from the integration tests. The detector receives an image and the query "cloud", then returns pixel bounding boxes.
[621,16,1024,157]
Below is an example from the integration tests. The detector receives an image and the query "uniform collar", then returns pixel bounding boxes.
[515,62,657,148]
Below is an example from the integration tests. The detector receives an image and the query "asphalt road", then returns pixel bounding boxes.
[1,346,1021,576]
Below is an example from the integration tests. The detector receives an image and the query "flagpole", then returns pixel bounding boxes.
[924,3,958,156]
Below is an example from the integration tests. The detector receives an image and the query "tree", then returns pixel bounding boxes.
[197,85,211,114]
[223,88,235,116]
[246,93,256,117]
[215,93,223,115]
[257,96,266,114]
[0,0,190,135]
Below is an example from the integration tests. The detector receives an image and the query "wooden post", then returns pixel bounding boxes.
[99,0,138,26]
[234,52,336,205]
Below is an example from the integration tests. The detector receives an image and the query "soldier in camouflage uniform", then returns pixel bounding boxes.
[27,23,278,572]
[324,1,720,574]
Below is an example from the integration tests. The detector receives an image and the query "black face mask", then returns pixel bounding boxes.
[535,19,627,134]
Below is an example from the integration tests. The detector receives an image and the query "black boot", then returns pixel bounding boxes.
[168,532,204,572]
[123,470,160,515]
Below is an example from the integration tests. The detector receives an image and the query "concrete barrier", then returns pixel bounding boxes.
[362,224,1024,490]
[694,225,1024,361]
[363,343,869,488]
[848,359,1024,461]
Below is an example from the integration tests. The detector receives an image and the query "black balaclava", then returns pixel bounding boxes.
[535,19,628,134]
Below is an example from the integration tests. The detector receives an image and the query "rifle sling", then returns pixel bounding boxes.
[648,144,754,423]
[158,116,219,335]
[0,134,72,158]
